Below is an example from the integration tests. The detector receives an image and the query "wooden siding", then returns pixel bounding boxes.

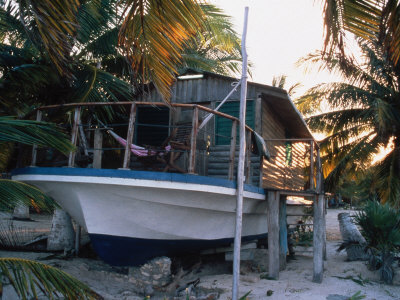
[261,101,309,191]
[137,76,280,104]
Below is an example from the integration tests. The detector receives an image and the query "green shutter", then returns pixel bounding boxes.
[215,101,255,145]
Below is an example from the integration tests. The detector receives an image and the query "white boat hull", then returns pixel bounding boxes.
[12,167,268,265]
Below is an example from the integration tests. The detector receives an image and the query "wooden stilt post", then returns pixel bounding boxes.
[188,107,199,174]
[228,120,237,180]
[93,129,103,169]
[268,190,280,279]
[31,110,42,166]
[122,103,137,169]
[279,194,287,270]
[68,107,81,167]
[313,144,324,283]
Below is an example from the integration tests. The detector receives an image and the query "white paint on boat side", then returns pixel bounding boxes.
[13,174,268,240]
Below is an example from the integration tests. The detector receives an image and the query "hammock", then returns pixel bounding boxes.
[107,130,171,157]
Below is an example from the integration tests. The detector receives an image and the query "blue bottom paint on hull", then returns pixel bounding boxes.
[89,233,267,266]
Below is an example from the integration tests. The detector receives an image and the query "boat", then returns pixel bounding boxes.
[10,71,319,266]
[12,167,267,266]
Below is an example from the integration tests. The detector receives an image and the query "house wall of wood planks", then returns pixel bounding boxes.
[136,71,313,188]
[261,99,309,191]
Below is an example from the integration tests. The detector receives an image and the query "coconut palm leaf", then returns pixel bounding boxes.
[16,0,79,79]
[0,179,56,212]
[179,4,243,77]
[0,117,73,154]
[0,4,25,45]
[0,258,101,300]
[118,0,205,100]
[374,149,400,207]
[320,0,400,66]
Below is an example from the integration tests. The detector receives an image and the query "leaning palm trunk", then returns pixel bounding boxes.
[338,213,368,261]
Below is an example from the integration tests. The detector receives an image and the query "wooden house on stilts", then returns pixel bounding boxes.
[14,70,326,283]
[136,70,326,282]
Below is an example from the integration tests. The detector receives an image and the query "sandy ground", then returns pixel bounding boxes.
[1,209,400,300]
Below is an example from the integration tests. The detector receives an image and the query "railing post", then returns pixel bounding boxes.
[122,103,137,169]
[93,128,103,169]
[188,107,199,174]
[309,141,314,190]
[68,107,81,167]
[245,130,252,184]
[228,120,237,180]
[31,110,42,166]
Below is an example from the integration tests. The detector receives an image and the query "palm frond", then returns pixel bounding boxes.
[17,0,79,79]
[0,258,101,300]
[0,4,27,45]
[323,134,379,191]
[374,148,400,207]
[0,179,56,212]
[0,116,73,154]
[118,0,205,101]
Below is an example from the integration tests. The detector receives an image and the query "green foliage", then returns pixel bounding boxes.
[333,274,370,287]
[0,116,74,153]
[354,201,400,253]
[0,179,56,212]
[296,40,400,208]
[354,201,400,284]
[0,258,101,300]
[239,290,252,300]
[348,290,366,300]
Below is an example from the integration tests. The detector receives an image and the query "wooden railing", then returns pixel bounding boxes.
[31,101,255,177]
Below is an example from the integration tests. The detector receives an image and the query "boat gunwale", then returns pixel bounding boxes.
[11,167,266,195]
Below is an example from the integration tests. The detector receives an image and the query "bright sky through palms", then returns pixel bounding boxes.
[212,0,341,96]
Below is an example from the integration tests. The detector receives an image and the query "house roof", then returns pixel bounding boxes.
[259,91,314,140]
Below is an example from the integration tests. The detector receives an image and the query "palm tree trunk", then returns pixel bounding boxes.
[338,213,368,261]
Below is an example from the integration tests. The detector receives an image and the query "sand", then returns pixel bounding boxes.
[1,209,400,300]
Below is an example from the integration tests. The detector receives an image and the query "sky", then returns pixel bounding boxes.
[211,0,340,96]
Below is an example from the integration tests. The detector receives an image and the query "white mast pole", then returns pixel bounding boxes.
[232,6,249,300]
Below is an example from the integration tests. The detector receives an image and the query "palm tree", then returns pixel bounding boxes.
[179,4,243,76]
[296,40,400,208]
[0,117,101,299]
[321,0,400,67]
[271,75,302,96]
[1,0,205,102]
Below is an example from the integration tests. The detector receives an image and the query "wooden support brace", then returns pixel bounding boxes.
[31,110,42,166]
[188,107,198,174]
[68,107,81,167]
[122,103,137,169]
[75,225,81,256]
[268,191,280,279]
[228,120,237,180]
